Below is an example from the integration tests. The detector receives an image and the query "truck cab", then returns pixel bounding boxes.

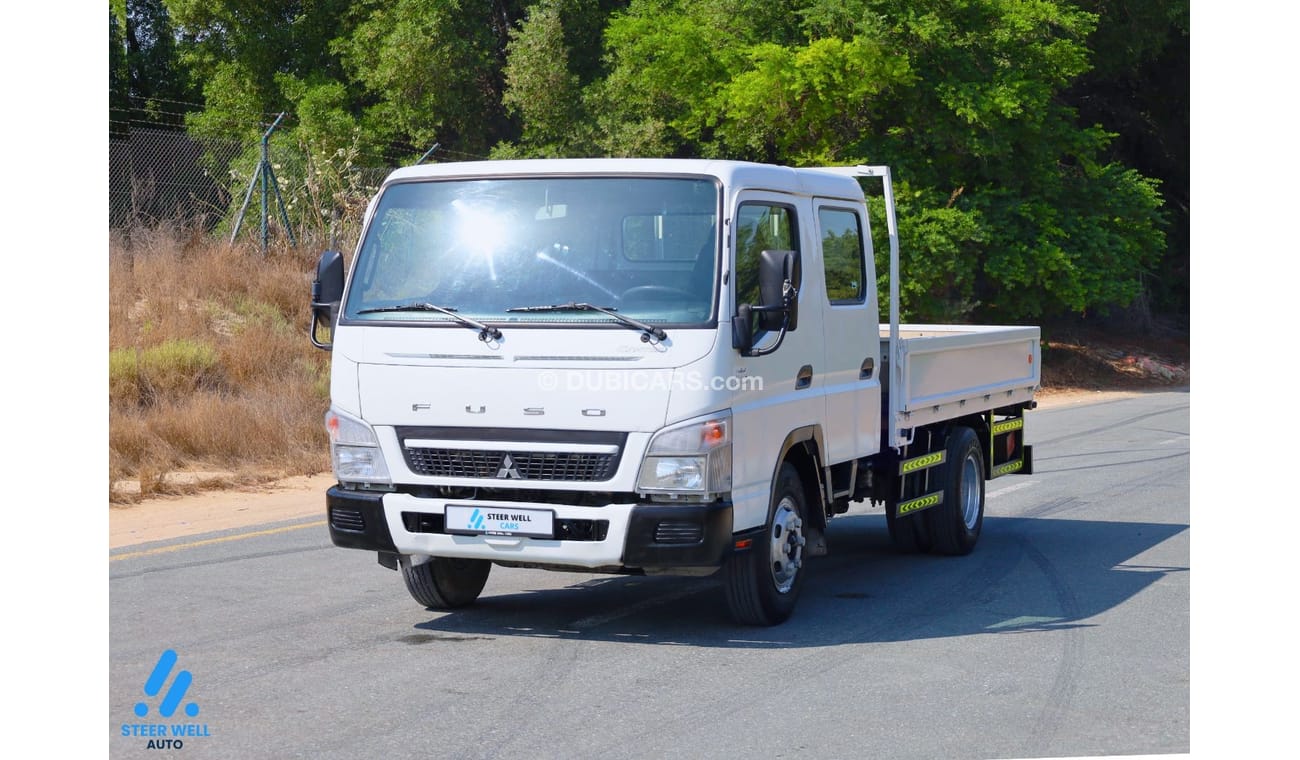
[311,159,1038,625]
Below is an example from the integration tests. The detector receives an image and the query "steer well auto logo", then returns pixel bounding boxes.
[120,649,213,749]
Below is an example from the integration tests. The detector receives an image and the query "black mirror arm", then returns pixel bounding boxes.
[309,298,336,351]
[738,284,797,357]
[741,311,790,358]
[310,249,346,351]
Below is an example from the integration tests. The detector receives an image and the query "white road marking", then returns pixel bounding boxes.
[987,481,1038,500]
[986,615,1064,630]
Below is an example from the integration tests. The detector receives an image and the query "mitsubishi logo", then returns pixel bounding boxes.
[497,454,524,480]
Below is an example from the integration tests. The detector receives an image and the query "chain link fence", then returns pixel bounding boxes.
[110,127,246,231]
[110,119,396,251]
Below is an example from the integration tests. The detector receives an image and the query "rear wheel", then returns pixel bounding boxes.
[925,426,985,555]
[724,463,807,626]
[885,500,932,553]
[400,556,492,609]
[885,459,933,553]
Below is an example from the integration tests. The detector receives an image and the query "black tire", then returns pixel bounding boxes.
[885,459,933,553]
[925,426,985,555]
[885,500,932,553]
[724,463,808,626]
[400,556,492,609]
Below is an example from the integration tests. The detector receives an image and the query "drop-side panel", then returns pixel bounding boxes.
[883,324,1040,432]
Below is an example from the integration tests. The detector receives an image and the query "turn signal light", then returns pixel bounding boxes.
[702,420,727,447]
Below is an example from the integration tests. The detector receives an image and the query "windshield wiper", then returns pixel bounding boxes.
[506,302,667,341]
[356,302,503,341]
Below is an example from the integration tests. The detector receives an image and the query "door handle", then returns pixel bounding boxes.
[860,357,875,379]
[796,365,814,390]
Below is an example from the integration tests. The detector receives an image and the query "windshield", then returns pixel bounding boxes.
[343,176,720,327]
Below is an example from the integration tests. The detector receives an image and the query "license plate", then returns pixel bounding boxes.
[444,505,555,538]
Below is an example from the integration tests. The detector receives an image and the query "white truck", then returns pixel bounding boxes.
[309,159,1039,625]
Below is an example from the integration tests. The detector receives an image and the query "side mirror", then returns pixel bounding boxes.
[310,250,345,350]
[757,249,800,331]
[733,250,800,357]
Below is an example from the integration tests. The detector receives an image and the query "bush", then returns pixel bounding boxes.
[109,227,332,501]
[110,339,220,407]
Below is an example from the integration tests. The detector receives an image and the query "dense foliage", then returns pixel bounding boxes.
[110,0,1188,323]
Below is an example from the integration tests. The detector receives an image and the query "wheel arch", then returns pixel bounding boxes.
[941,413,989,442]
[771,425,828,535]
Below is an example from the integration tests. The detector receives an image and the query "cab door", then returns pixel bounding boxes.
[727,192,826,531]
[814,199,881,463]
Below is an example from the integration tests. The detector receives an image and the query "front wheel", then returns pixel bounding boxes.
[724,463,808,626]
[400,556,491,609]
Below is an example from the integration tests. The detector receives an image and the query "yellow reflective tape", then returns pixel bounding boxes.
[900,450,945,475]
[897,491,943,516]
[993,460,1024,476]
[991,418,1024,435]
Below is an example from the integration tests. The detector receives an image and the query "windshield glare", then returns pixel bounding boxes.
[344,177,720,326]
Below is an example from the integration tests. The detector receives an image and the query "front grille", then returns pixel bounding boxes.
[403,448,619,482]
[654,520,704,544]
[330,507,366,533]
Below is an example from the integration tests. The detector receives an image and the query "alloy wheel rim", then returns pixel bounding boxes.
[961,452,982,531]
[769,497,804,593]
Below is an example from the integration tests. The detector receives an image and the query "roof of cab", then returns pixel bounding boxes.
[382,158,866,202]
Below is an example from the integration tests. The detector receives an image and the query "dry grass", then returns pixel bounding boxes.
[109,224,332,503]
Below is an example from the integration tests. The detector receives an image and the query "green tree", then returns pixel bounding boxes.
[166,0,358,139]
[591,1,781,156]
[498,1,587,156]
[132,0,1179,321]
[111,0,197,124]
[337,0,525,156]
[848,0,1166,321]
[164,0,378,243]
[109,10,132,137]
[1066,0,1189,320]
[593,0,1166,322]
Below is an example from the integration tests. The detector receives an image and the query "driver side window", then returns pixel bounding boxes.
[734,202,798,334]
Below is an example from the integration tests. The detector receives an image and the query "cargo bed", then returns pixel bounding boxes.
[882,324,1040,446]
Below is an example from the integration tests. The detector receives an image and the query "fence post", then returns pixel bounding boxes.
[416,142,441,165]
[230,113,295,254]
[260,118,271,253]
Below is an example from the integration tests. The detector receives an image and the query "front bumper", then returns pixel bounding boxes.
[327,488,397,552]
[326,485,733,571]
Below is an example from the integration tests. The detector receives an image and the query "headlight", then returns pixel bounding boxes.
[636,412,732,497]
[325,406,391,486]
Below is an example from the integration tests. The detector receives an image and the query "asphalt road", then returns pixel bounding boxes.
[109,391,1189,759]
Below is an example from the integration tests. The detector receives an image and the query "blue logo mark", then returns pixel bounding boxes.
[134,650,200,719]
[469,509,485,531]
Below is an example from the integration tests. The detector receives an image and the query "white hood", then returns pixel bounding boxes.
[343,324,719,433]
